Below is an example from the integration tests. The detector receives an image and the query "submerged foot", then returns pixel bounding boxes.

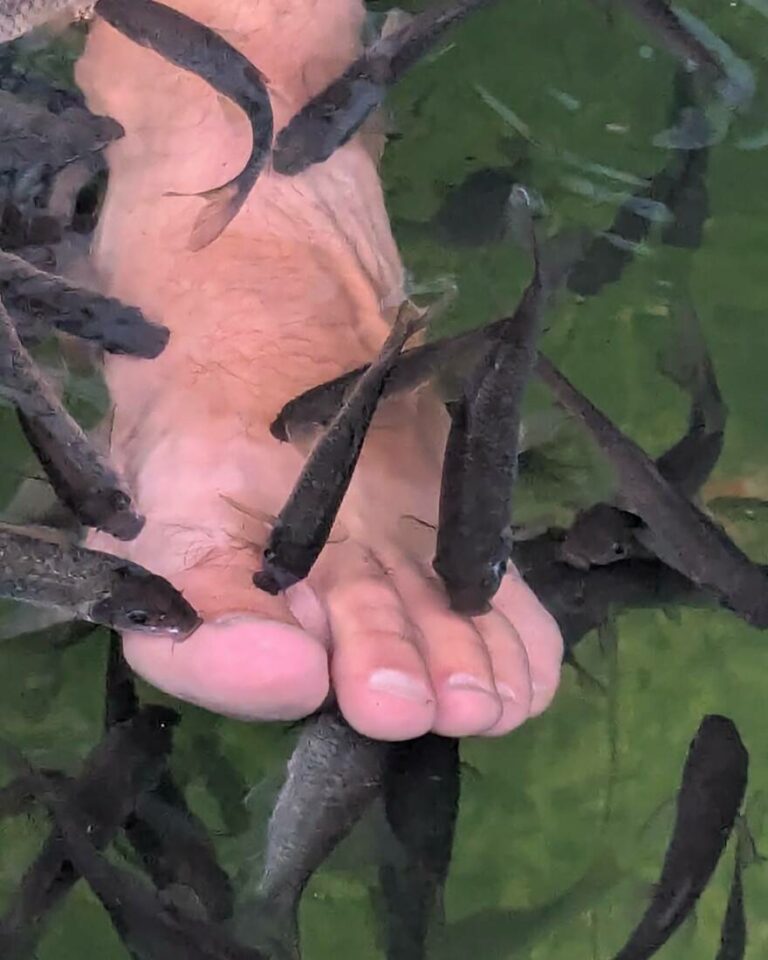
[76,0,563,741]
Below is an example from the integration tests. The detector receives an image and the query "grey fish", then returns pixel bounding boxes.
[94,0,272,251]
[536,356,768,628]
[253,303,422,594]
[0,0,92,43]
[561,304,726,568]
[0,294,144,538]
[0,704,180,960]
[612,715,748,960]
[433,198,544,614]
[272,0,498,176]
[380,735,460,960]
[12,763,265,960]
[103,637,235,923]
[0,88,123,172]
[269,230,588,442]
[241,708,389,960]
[0,248,170,358]
[0,521,202,636]
[614,0,728,82]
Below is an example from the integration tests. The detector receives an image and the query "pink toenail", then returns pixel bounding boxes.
[497,682,518,701]
[446,673,496,695]
[368,669,432,703]
[211,611,263,626]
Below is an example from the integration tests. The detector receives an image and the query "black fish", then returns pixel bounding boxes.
[536,355,768,628]
[0,704,180,960]
[380,735,460,960]
[433,199,544,614]
[240,708,388,959]
[0,88,123,173]
[0,295,144,538]
[612,715,748,960]
[273,0,497,176]
[254,303,422,594]
[0,521,202,637]
[269,230,588,442]
[103,635,235,921]
[18,767,265,960]
[95,0,273,251]
[560,304,726,568]
[0,248,169,358]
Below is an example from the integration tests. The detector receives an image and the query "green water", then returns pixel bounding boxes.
[3,2,768,958]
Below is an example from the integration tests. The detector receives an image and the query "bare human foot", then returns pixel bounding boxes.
[75,0,563,741]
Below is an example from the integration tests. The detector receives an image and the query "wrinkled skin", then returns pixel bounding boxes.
[77,0,563,741]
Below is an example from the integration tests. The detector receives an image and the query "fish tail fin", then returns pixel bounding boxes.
[163,181,244,251]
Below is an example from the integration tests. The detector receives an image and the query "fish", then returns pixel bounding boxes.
[272,0,497,176]
[269,229,588,442]
[94,0,273,251]
[104,637,237,922]
[238,708,389,959]
[253,302,423,594]
[10,762,265,960]
[567,71,710,296]
[611,714,748,960]
[433,194,544,614]
[536,355,768,628]
[560,304,727,568]
[0,88,123,173]
[0,520,202,637]
[0,294,145,539]
[379,735,460,960]
[613,0,728,82]
[0,248,170,358]
[0,0,93,43]
[0,703,180,959]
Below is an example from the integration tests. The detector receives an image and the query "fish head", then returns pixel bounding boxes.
[441,558,508,616]
[93,567,202,639]
[560,504,638,568]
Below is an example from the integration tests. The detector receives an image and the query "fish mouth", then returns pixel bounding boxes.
[167,614,204,641]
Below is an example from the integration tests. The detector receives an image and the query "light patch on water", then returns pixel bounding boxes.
[474,84,534,141]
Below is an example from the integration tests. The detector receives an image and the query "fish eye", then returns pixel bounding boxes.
[126,610,151,626]
[611,542,626,557]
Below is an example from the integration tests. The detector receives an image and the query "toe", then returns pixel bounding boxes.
[472,608,533,737]
[123,614,329,721]
[378,552,503,737]
[313,545,436,741]
[492,568,564,716]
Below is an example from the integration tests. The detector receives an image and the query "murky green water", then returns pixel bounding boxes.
[2,2,768,958]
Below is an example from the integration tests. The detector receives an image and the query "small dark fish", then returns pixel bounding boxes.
[0,89,123,172]
[95,0,272,251]
[242,708,388,959]
[273,0,497,175]
[103,635,235,922]
[536,356,768,627]
[612,715,748,960]
[614,0,727,81]
[561,304,726,569]
[0,521,202,637]
[254,303,422,594]
[0,703,180,960]
[433,198,544,614]
[269,230,588,442]
[380,735,460,960]
[16,766,265,960]
[0,294,144,538]
[0,248,170,358]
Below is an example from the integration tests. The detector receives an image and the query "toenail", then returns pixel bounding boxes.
[369,669,432,703]
[496,682,518,701]
[211,612,264,626]
[446,673,496,696]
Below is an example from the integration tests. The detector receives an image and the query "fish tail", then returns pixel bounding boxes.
[163,180,244,251]
[234,894,300,960]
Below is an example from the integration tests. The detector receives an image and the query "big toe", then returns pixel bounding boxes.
[123,613,330,721]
